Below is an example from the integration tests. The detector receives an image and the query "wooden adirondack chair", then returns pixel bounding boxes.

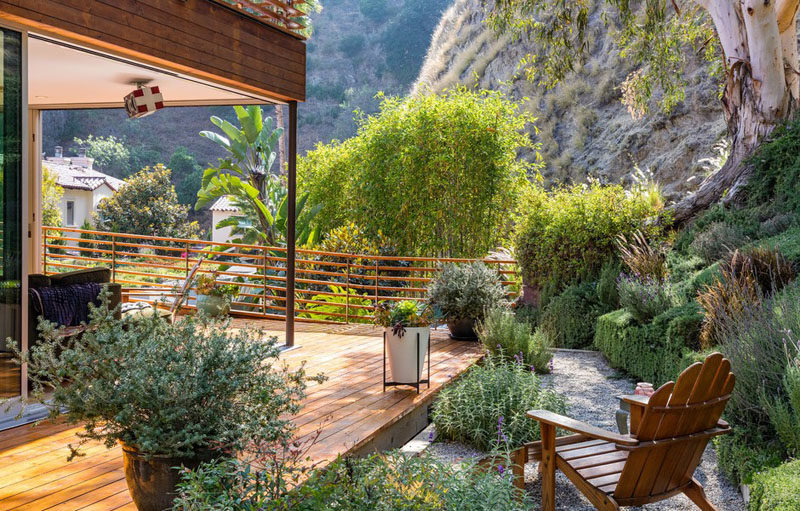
[526,352,735,510]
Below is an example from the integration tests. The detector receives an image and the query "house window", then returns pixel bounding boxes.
[66,201,75,226]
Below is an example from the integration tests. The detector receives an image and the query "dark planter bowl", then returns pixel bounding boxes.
[121,443,217,511]
[447,318,478,340]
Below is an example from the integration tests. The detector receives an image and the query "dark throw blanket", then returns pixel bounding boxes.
[30,282,102,327]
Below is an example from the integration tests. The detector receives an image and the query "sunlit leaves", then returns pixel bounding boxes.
[487,0,719,116]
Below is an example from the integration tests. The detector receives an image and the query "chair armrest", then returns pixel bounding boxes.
[618,395,650,435]
[619,394,650,407]
[527,410,639,446]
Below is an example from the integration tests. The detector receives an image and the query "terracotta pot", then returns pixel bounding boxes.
[447,318,478,340]
[121,443,216,511]
[384,326,430,383]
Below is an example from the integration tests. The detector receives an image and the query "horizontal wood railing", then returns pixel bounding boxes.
[42,226,519,324]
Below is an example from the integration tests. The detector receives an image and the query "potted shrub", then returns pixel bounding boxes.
[194,271,239,317]
[427,262,506,340]
[374,300,432,383]
[13,290,314,511]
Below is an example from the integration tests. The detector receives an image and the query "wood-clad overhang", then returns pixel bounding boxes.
[0,0,306,104]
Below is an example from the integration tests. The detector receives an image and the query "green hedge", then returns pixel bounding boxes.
[714,430,785,487]
[539,281,610,349]
[593,303,704,386]
[749,459,800,511]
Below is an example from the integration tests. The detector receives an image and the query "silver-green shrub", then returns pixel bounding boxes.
[427,262,506,323]
[763,347,800,458]
[431,353,565,451]
[13,289,319,460]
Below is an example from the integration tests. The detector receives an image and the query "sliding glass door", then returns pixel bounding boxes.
[0,28,23,401]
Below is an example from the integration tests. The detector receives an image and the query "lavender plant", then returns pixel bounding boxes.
[431,352,565,451]
[617,272,674,323]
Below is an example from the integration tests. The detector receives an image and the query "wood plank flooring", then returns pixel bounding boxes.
[0,321,481,510]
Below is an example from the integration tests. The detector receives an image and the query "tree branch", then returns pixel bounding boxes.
[777,0,800,31]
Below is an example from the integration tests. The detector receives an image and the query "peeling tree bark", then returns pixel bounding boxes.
[670,0,800,225]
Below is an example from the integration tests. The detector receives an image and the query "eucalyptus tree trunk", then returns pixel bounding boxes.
[671,0,799,224]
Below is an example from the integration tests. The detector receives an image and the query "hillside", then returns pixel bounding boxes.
[413,0,728,200]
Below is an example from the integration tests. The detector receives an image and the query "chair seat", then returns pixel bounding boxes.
[557,440,629,495]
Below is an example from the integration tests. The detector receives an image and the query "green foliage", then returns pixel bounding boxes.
[597,260,622,310]
[73,135,131,177]
[14,290,317,459]
[339,34,366,55]
[593,303,704,386]
[538,281,610,349]
[689,221,748,264]
[41,166,62,228]
[373,300,431,328]
[299,87,536,257]
[318,222,388,255]
[478,308,553,373]
[169,147,204,206]
[748,459,800,511]
[427,263,506,322]
[432,353,565,451]
[514,182,663,288]
[747,117,800,216]
[359,0,389,22]
[714,429,785,487]
[198,106,319,247]
[380,0,451,84]
[295,452,529,510]
[718,282,800,431]
[616,230,667,280]
[486,0,717,116]
[617,274,674,324]
[763,350,800,458]
[674,204,762,255]
[78,219,99,259]
[758,226,800,265]
[301,285,373,324]
[95,164,200,239]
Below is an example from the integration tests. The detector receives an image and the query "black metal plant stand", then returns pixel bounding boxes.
[383,330,431,394]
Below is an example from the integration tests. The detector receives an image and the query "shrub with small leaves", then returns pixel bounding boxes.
[427,262,506,323]
[762,345,800,458]
[432,353,565,451]
[478,308,553,373]
[689,221,747,264]
[617,273,674,324]
[760,213,794,238]
[597,260,622,310]
[538,281,610,349]
[12,289,320,460]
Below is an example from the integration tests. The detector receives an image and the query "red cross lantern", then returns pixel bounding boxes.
[124,85,164,118]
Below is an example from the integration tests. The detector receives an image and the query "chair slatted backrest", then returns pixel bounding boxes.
[614,353,735,501]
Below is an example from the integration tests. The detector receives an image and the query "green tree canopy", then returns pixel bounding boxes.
[95,164,199,239]
[41,166,63,228]
[72,135,132,178]
[299,87,539,257]
[169,146,204,206]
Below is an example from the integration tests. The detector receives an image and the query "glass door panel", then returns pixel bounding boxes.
[0,28,23,400]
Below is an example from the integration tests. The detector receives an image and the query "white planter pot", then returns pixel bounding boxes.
[385,326,430,384]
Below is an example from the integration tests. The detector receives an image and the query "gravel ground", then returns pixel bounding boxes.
[429,350,745,510]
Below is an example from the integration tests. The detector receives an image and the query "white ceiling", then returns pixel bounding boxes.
[28,36,269,109]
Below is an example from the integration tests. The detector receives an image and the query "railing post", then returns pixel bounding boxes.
[262,247,274,316]
[185,241,190,280]
[42,228,48,275]
[374,259,380,309]
[345,258,351,324]
[111,234,116,283]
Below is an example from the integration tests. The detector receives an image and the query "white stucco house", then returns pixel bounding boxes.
[44,152,124,229]
[210,196,239,244]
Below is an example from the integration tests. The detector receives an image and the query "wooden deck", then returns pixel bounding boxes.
[0,321,482,510]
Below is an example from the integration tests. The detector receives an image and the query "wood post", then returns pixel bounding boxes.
[540,422,556,511]
[286,100,297,347]
[345,259,350,324]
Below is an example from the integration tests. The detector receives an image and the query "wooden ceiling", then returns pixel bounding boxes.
[214,0,307,38]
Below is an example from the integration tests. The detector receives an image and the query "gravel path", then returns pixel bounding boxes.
[430,350,745,510]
